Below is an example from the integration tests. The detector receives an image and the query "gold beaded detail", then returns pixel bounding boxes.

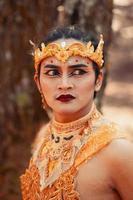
[34,35,104,73]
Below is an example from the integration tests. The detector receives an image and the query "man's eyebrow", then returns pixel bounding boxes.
[44,64,89,69]
[44,64,59,68]
[69,64,88,68]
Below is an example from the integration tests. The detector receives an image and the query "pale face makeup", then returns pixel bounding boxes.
[36,39,103,123]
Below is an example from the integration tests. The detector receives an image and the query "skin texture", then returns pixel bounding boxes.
[76,139,133,200]
[34,39,133,199]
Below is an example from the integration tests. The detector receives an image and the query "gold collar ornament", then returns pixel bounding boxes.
[33,34,104,73]
[29,104,103,190]
[20,103,131,200]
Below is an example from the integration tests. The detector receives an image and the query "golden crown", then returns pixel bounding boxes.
[33,34,104,72]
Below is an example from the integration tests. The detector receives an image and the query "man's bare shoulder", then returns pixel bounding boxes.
[104,138,133,161]
[100,138,133,168]
[102,138,133,199]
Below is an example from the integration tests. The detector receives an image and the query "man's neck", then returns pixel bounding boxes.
[53,102,94,123]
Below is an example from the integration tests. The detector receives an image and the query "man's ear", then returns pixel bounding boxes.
[95,70,103,92]
[34,74,41,92]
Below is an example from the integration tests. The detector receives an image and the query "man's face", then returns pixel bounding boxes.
[36,39,103,121]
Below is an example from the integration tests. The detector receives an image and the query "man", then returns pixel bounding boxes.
[20,26,133,200]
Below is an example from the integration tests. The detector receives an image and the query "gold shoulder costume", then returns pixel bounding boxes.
[20,104,131,200]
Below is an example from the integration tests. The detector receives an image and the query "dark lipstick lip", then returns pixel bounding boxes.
[56,94,75,102]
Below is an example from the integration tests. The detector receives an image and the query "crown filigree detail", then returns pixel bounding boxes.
[33,34,104,72]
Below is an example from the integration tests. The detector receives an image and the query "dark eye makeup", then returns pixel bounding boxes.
[72,69,87,75]
[44,69,59,76]
[43,68,88,77]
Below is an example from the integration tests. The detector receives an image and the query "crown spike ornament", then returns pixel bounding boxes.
[33,34,104,73]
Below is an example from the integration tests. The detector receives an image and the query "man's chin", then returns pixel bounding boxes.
[57,109,78,115]
[53,107,79,116]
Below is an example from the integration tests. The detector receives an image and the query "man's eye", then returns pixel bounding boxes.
[72,69,87,75]
[44,70,59,76]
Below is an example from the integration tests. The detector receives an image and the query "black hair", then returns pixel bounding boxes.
[43,26,98,48]
[37,26,102,98]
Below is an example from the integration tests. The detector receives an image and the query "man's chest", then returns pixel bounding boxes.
[75,157,121,200]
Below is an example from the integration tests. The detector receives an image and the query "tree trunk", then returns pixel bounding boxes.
[0,1,60,199]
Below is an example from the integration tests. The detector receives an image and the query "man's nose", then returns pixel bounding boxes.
[57,75,74,90]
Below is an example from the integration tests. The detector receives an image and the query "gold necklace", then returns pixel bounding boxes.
[50,103,98,133]
[45,103,102,161]
[36,103,102,190]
